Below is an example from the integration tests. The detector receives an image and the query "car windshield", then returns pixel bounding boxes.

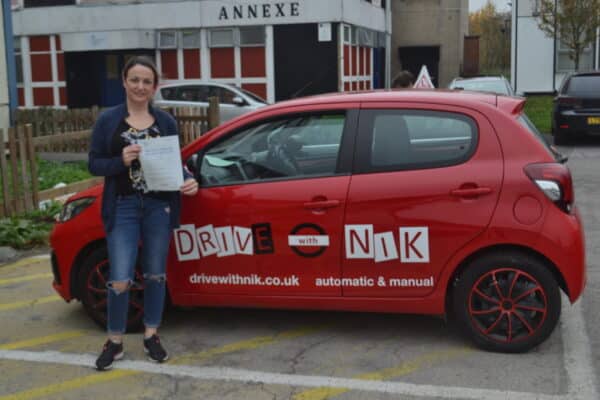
[517,114,565,162]
[453,79,510,95]
[238,88,267,104]
[565,75,600,95]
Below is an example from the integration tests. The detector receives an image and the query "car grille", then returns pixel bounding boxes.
[51,251,61,285]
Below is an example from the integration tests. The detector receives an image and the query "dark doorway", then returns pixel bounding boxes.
[65,52,103,108]
[397,46,440,87]
[65,50,154,108]
[273,24,338,101]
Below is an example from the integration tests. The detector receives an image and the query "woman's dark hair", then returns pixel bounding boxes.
[122,55,159,88]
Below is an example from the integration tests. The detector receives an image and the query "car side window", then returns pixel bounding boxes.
[160,87,177,100]
[176,85,208,102]
[190,113,346,186]
[358,110,477,172]
[208,87,237,105]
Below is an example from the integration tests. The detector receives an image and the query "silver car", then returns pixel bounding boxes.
[448,76,515,96]
[154,81,268,122]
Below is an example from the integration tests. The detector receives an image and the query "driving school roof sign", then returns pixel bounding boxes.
[413,65,435,89]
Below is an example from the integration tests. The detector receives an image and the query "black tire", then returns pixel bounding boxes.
[452,251,561,353]
[77,246,144,332]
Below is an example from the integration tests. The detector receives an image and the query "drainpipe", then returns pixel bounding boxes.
[385,0,392,88]
[2,0,17,125]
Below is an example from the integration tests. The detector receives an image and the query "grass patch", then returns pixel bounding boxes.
[524,95,553,135]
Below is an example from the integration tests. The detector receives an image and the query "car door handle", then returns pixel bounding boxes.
[450,187,493,198]
[303,200,341,210]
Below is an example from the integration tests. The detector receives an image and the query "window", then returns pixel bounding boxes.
[556,35,594,72]
[240,26,265,46]
[181,30,201,48]
[358,110,477,172]
[157,31,177,49]
[209,29,235,47]
[14,37,22,83]
[564,75,600,95]
[177,86,209,102]
[192,114,346,186]
[208,86,238,105]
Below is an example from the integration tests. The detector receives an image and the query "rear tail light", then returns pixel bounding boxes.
[524,163,574,213]
[556,97,582,109]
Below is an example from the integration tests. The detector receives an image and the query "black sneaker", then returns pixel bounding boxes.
[143,334,169,363]
[95,340,124,371]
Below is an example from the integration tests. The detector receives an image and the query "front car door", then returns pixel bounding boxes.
[167,107,358,299]
[342,103,503,297]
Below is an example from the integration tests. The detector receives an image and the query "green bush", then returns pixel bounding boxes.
[38,159,91,190]
[0,201,62,249]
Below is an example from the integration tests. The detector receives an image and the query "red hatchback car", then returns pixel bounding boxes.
[50,90,586,353]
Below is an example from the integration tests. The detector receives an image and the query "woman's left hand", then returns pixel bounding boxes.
[180,178,199,196]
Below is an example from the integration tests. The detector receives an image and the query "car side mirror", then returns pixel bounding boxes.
[232,96,246,106]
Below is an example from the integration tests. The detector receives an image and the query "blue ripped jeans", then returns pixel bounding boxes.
[106,194,171,335]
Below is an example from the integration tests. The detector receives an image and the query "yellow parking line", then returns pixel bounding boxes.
[0,371,139,400]
[0,273,53,286]
[0,331,86,350]
[0,296,61,311]
[293,347,473,400]
[0,325,327,400]
[0,257,49,271]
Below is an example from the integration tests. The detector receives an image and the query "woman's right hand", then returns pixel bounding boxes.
[122,144,141,167]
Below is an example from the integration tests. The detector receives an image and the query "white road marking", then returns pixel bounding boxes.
[560,295,598,400]
[0,349,560,400]
[0,293,595,399]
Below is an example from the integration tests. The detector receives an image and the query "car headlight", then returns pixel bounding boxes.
[57,197,96,222]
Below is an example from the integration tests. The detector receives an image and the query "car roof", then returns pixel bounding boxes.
[452,76,508,82]
[258,89,524,115]
[158,81,239,90]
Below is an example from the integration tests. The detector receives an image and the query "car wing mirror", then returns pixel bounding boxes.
[232,96,246,106]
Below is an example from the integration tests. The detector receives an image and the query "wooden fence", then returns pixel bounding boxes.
[14,107,100,137]
[0,124,104,217]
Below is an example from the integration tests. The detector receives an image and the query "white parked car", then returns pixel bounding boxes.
[154,81,268,122]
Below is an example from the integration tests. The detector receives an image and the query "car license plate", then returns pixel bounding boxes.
[588,117,600,125]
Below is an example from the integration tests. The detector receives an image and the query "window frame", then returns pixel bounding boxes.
[354,109,479,174]
[190,109,359,188]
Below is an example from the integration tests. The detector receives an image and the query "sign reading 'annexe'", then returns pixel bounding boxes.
[218,2,301,20]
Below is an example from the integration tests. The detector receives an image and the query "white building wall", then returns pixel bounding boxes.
[12,0,386,39]
[514,15,554,93]
[513,0,600,93]
[0,3,9,135]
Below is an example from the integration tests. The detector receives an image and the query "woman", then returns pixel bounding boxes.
[88,56,198,371]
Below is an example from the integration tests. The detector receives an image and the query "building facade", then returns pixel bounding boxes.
[512,0,600,94]
[10,0,389,108]
[391,0,468,88]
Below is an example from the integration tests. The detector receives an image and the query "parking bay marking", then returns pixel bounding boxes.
[292,347,472,400]
[0,273,53,286]
[0,325,327,400]
[0,331,87,351]
[0,296,596,400]
[0,256,50,271]
[0,296,61,312]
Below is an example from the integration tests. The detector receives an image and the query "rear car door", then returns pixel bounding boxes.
[168,107,358,297]
[342,103,503,297]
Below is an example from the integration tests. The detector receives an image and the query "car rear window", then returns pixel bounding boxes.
[517,114,562,161]
[564,75,600,95]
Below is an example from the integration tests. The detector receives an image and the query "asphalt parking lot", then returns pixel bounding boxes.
[0,142,598,400]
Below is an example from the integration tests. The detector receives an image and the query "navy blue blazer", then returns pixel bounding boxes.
[88,103,192,233]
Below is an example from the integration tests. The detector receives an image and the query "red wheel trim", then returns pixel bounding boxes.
[468,268,548,344]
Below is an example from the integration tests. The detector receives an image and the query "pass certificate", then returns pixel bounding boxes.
[138,135,184,191]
